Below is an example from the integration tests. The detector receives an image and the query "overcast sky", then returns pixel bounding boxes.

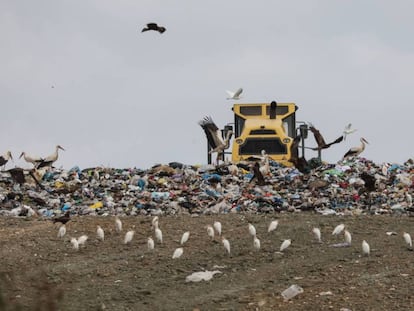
[1,1,413,170]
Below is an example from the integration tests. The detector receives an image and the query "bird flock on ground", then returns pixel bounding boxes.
[52,214,413,259]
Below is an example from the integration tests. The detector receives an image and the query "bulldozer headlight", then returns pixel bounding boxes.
[235,138,243,144]
[283,138,291,144]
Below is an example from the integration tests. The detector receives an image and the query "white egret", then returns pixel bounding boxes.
[312,227,321,243]
[155,228,163,243]
[213,221,222,236]
[147,237,155,250]
[57,225,66,238]
[332,224,345,236]
[248,223,256,237]
[207,225,215,240]
[403,232,412,249]
[115,217,122,233]
[280,239,291,252]
[362,240,370,256]
[70,237,79,250]
[97,226,105,241]
[344,230,352,245]
[268,220,279,233]
[77,235,88,246]
[253,236,261,251]
[124,230,135,244]
[222,238,231,255]
[172,247,183,259]
[180,231,190,245]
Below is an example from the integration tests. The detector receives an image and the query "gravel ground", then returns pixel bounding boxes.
[1,213,413,311]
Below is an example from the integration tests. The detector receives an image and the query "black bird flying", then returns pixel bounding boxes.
[142,23,166,34]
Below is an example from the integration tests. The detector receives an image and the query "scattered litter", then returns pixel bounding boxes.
[330,242,351,248]
[185,270,222,282]
[281,284,304,300]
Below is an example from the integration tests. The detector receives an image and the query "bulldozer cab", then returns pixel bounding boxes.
[231,102,298,166]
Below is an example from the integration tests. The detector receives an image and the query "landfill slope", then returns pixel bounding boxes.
[0,158,413,310]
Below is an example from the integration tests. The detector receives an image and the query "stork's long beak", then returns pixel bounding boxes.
[363,138,369,144]
[19,152,24,159]
[58,145,65,151]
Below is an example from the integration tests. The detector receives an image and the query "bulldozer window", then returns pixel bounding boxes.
[240,106,262,116]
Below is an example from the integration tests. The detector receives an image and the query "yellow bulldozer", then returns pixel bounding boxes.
[203,101,309,167]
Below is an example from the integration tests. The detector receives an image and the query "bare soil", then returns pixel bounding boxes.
[0,213,413,311]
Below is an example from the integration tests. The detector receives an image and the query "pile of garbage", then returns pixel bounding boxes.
[0,157,413,218]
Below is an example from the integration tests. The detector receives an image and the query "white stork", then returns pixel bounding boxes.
[36,145,65,168]
[0,151,13,170]
[19,151,43,167]
[226,88,243,100]
[199,116,233,165]
[343,137,369,160]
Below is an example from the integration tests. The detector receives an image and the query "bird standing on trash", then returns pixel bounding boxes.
[250,162,266,186]
[259,150,271,176]
[141,23,166,34]
[0,151,12,170]
[198,116,233,165]
[6,168,26,184]
[36,145,65,169]
[19,151,43,168]
[343,138,369,160]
